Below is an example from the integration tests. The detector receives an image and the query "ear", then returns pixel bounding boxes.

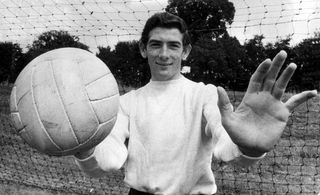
[182,44,192,61]
[139,41,147,59]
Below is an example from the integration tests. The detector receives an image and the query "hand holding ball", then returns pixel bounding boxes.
[10,48,119,156]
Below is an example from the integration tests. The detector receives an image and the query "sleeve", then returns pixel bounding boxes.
[74,93,131,177]
[202,84,265,167]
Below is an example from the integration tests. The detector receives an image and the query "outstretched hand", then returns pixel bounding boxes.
[217,50,317,157]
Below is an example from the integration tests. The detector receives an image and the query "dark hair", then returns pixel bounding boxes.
[140,12,191,47]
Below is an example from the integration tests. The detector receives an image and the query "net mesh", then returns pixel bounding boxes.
[0,0,320,194]
[1,0,320,50]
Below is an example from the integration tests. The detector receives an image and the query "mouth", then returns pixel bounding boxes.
[156,62,172,66]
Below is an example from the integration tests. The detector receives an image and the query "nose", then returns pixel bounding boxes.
[158,45,169,60]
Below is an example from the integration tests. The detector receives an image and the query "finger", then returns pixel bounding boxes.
[246,59,271,93]
[272,63,297,100]
[263,50,287,92]
[285,90,317,112]
[217,86,233,117]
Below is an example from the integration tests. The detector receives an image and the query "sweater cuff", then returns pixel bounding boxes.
[75,151,95,161]
[74,152,97,171]
[240,152,266,160]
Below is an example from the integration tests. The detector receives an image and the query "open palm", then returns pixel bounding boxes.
[217,51,317,157]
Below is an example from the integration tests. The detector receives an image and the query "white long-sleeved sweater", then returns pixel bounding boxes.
[76,76,264,194]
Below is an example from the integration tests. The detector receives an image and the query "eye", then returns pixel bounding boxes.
[148,42,161,48]
[169,43,181,49]
[151,43,160,47]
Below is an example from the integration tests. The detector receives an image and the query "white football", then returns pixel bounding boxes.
[10,47,119,156]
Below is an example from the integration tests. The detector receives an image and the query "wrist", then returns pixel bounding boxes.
[74,148,95,159]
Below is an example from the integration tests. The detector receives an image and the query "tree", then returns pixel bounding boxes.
[25,30,89,64]
[186,34,227,84]
[264,36,300,91]
[0,42,24,83]
[219,34,248,90]
[264,36,294,61]
[186,33,247,90]
[96,46,115,68]
[165,0,235,43]
[293,32,320,90]
[166,0,249,90]
[96,41,149,90]
[243,35,267,75]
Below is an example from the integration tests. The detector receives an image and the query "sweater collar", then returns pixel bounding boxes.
[148,75,185,89]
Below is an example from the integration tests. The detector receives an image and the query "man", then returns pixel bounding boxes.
[75,12,317,194]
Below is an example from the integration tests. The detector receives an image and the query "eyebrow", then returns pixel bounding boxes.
[148,39,182,46]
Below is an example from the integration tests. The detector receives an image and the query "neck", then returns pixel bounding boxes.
[151,73,182,81]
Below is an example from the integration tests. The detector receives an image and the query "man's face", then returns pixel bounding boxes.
[140,27,191,81]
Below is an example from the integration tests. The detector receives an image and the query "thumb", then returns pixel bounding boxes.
[217,86,233,117]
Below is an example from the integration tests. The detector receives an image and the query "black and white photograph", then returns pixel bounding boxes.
[0,0,319,194]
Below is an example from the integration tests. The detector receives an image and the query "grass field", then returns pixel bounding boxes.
[0,85,319,195]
